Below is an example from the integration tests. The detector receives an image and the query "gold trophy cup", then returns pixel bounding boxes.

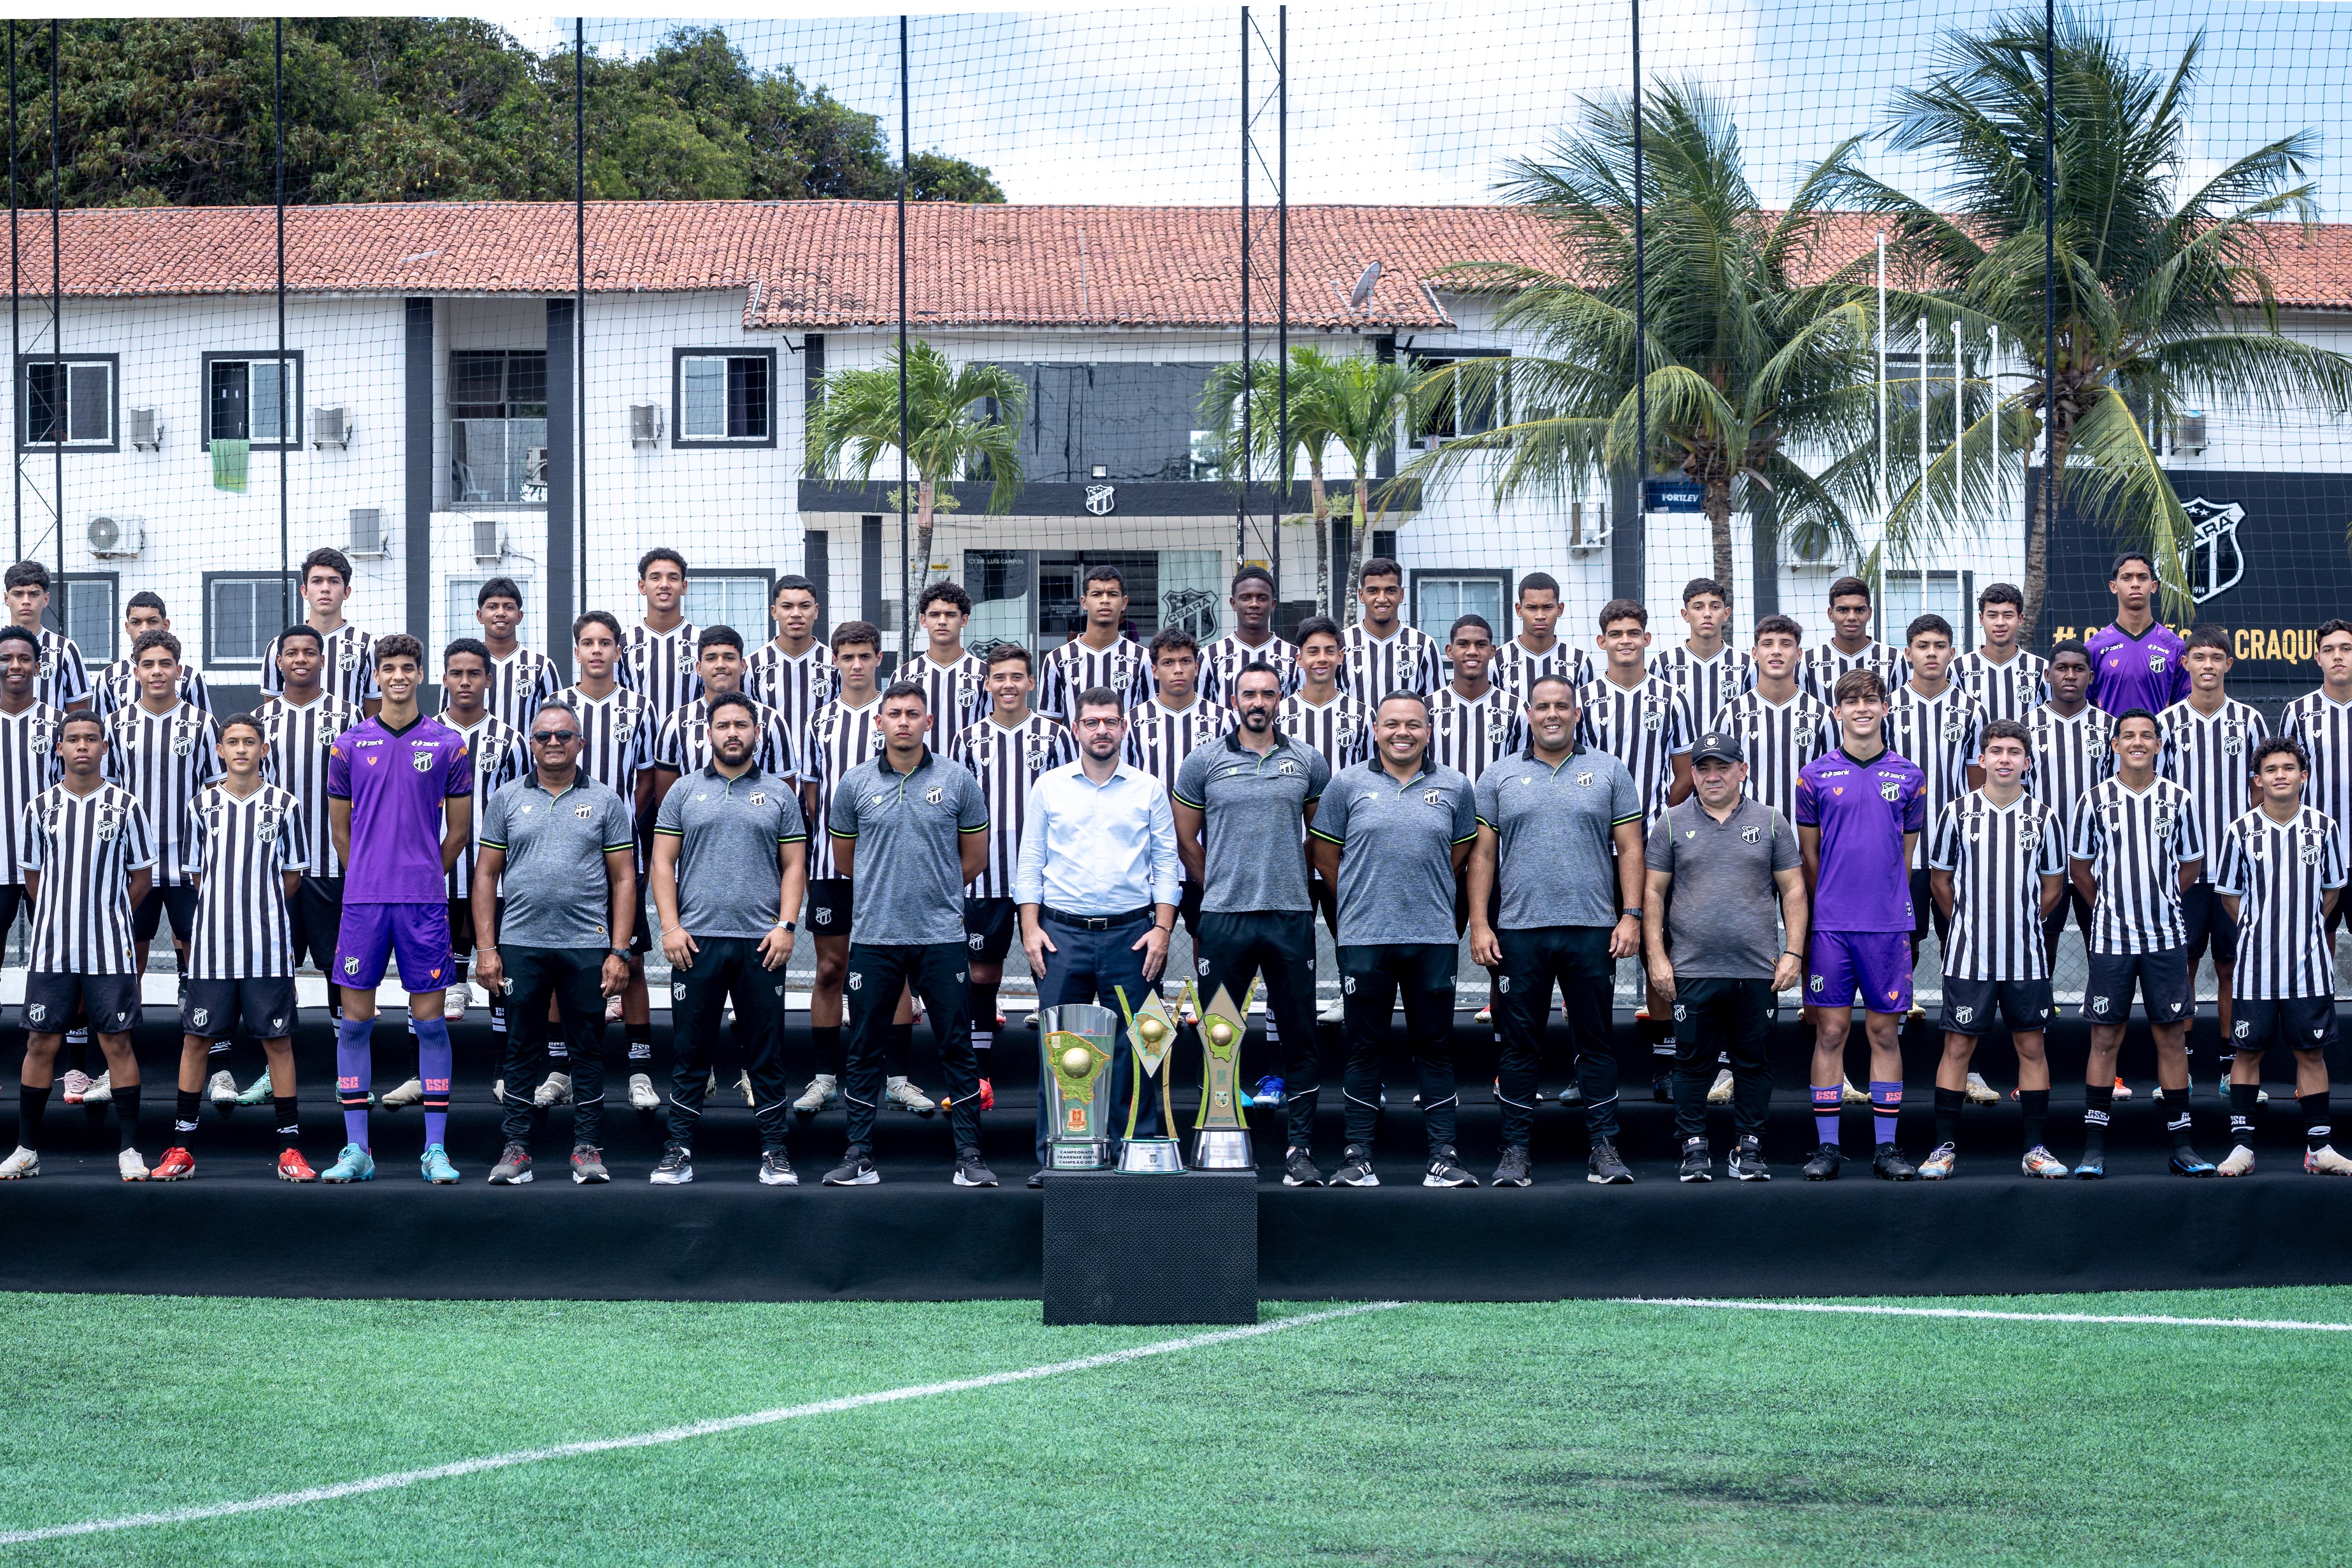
[1187,980,1256,1170]
[1114,987,1185,1173]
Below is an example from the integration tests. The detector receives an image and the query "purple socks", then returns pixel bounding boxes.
[336,1014,373,1148]
[1869,1080,1902,1145]
[1811,1084,1841,1145]
[416,1016,454,1148]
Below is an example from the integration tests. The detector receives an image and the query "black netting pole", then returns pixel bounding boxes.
[47,19,58,585]
[1238,7,1251,574]
[1275,5,1287,590]
[9,24,18,564]
[2040,0,2056,617]
[276,18,289,612]
[1630,0,1645,509]
[575,17,586,621]
[896,14,910,667]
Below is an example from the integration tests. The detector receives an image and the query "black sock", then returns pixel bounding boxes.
[887,1021,914,1074]
[2019,1089,2050,1153]
[2230,1081,2260,1149]
[16,1083,48,1151]
[2302,1091,2332,1152]
[489,1000,507,1037]
[174,1088,201,1147]
[114,1084,141,1154]
[273,1094,301,1148]
[2083,1080,2114,1155]
[626,1022,653,1065]
[1933,1085,1964,1149]
[2166,1098,2196,1153]
[969,983,999,1067]
[814,1025,843,1078]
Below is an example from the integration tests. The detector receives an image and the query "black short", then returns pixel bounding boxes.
[182,976,299,1040]
[2084,946,2193,1027]
[1177,879,1204,939]
[807,877,854,937]
[2230,994,2338,1054]
[1452,874,1502,940]
[133,884,199,945]
[291,875,345,973]
[2180,882,2239,965]
[0,883,21,940]
[1940,976,2054,1037]
[963,895,1017,964]
[1908,866,1952,945]
[22,970,139,1036]
[447,897,504,959]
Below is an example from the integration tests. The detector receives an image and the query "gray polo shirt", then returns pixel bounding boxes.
[1173,729,1332,914]
[826,747,988,946]
[653,763,809,938]
[1308,759,1477,946]
[1645,794,1799,980]
[1474,746,1642,930]
[478,774,636,950]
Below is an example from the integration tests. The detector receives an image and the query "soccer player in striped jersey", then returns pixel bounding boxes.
[2214,737,2352,1176]
[744,574,838,745]
[1277,616,1369,952]
[653,626,799,791]
[1341,556,1441,704]
[104,630,222,990]
[1429,614,1516,1031]
[437,639,527,1040]
[2279,617,2352,950]
[1037,563,1148,722]
[261,549,380,714]
[1494,571,1589,704]
[2085,552,2187,717]
[554,610,660,1074]
[471,576,559,734]
[905,581,990,756]
[1949,582,2047,722]
[954,642,1072,1103]
[2162,624,2268,1076]
[618,547,703,729]
[1713,615,1834,824]
[1124,627,1233,947]
[1198,565,1296,706]
[1922,720,2069,1180]
[255,626,364,1041]
[1885,614,1987,965]
[93,593,212,718]
[154,714,314,1182]
[2067,708,2208,1177]
[0,711,155,1180]
[1801,575,1908,703]
[2026,642,2113,964]
[1656,577,1754,729]
[0,628,61,961]
[3,560,90,712]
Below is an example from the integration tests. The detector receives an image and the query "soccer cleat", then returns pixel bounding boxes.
[1331,1145,1379,1187]
[1587,1138,1633,1186]
[650,1145,694,1185]
[81,1072,112,1105]
[0,1145,39,1179]
[1282,1147,1325,1187]
[953,1148,998,1187]
[118,1148,148,1182]
[757,1150,798,1187]
[1678,1138,1712,1183]
[321,1143,376,1183]
[1423,1147,1477,1188]
[1491,1145,1532,1187]
[2110,1077,2133,1102]
[236,1072,273,1107]
[604,994,624,1023]
[1252,1076,1285,1108]
[1872,1143,1918,1180]
[2305,1145,2352,1176]
[885,1076,936,1116]
[206,1069,240,1108]
[1707,1069,1734,1105]
[420,1144,460,1184]
[1801,1143,1843,1180]
[59,1069,92,1105]
[570,1145,611,1184]
[151,1146,196,1181]
[1964,1073,2000,1106]
[2021,1145,2069,1180]
[1027,1169,1047,1188]
[792,1075,839,1114]
[488,1143,534,1185]
[2072,1153,2107,1179]
[1556,1081,1583,1106]
[381,1077,425,1111]
[627,1073,660,1112]
[1840,1078,1868,1105]
[706,1073,720,1098]
[276,1148,317,1182]
[533,1073,574,1109]
[1906,1005,1926,1023]
[1316,999,1345,1024]
[2169,1148,2218,1177]
[1730,1137,1771,1182]
[1473,1005,1492,1026]
[822,1148,880,1186]
[976,1078,995,1111]
[1918,1142,1958,1180]
[731,1071,753,1108]
[2216,1144,2256,1177]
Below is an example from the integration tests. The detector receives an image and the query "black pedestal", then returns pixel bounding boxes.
[1040,1169,1258,1325]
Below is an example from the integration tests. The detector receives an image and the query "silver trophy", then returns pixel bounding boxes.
[1114,987,1185,1173]
[1039,1003,1119,1170]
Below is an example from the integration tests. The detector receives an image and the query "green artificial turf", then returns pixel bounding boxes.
[4,1288,2351,1566]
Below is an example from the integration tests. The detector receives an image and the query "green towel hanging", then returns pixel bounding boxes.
[212,438,249,492]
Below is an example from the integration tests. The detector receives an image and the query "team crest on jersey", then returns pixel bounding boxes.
[1277,760,1300,776]
[749,792,767,805]
[172,726,196,757]
[411,749,434,772]
[1027,741,1052,769]
[1954,1006,1973,1026]
[813,907,832,926]
[967,933,985,951]
[191,1007,210,1030]
[1742,825,1761,843]
[1809,974,1824,993]
[2019,825,2040,850]
[2091,994,2111,1015]
[678,652,696,675]
[343,957,361,976]
[1497,976,1509,994]
[256,809,280,843]
[94,807,122,842]
[1422,789,1443,807]
[38,653,54,678]
[2234,1018,2252,1039]
[24,1003,43,1023]
[574,803,593,819]
[1671,1004,1687,1023]
[925,787,944,805]
[1576,772,1594,788]
[1337,721,1360,747]
[1342,975,1356,994]
[673,983,687,1001]
[2222,723,2244,756]
[1942,717,1968,743]
[340,646,361,671]
[2155,808,2177,837]
[1641,700,1664,730]
[2302,833,2323,865]
[1879,781,1901,802]
[847,972,862,990]
[26,716,51,753]
[2149,653,2167,672]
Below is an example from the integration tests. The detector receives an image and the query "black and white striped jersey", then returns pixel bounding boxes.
[20,782,153,974]
[654,696,798,781]
[1427,686,1522,784]
[2026,704,2115,824]
[1276,692,1372,775]
[801,694,887,881]
[2214,804,2347,1000]
[254,693,363,879]
[92,662,212,720]
[1493,637,1591,707]
[1037,636,1150,724]
[1123,697,1235,798]
[1801,639,1909,705]
[1339,623,1441,706]
[617,621,703,728]
[2159,698,2269,887]
[261,624,378,709]
[1710,689,1836,825]
[32,628,89,711]
[744,642,839,767]
[1199,633,1298,707]
[904,650,990,758]
[2279,691,2352,863]
[1950,648,2049,724]
[484,647,559,734]
[1885,684,1987,869]
[551,685,656,802]
[1928,789,2067,981]
[181,782,309,980]
[439,711,528,898]
[1577,674,1696,829]
[1655,645,1755,731]
[103,700,222,890]
[2067,775,2204,954]
[954,712,1073,898]
[0,703,63,885]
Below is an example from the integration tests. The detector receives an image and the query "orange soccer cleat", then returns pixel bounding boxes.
[150,1147,196,1181]
[276,1147,319,1183]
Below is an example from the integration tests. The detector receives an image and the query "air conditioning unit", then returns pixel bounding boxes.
[472,517,506,563]
[127,408,162,452]
[311,406,349,450]
[2174,411,2207,456]
[87,513,143,559]
[348,506,389,560]
[1567,499,1611,553]
[524,446,549,486]
[629,403,663,448]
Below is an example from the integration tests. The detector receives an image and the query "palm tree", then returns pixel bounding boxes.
[1406,80,1878,595]
[1823,10,2352,628]
[807,339,1026,653]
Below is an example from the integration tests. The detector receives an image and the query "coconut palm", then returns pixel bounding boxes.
[1823,10,2352,627]
[807,338,1025,653]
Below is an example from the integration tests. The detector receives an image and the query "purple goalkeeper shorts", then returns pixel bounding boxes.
[1806,930,1914,1014]
[333,902,455,994]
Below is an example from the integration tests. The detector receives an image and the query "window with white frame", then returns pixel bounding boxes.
[203,352,301,450]
[673,350,775,447]
[683,572,774,637]
[19,355,116,450]
[51,574,118,663]
[1881,568,1975,651]
[451,350,549,504]
[205,572,299,667]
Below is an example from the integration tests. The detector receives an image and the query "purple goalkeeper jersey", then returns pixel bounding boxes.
[326,714,472,905]
[2086,621,2188,718]
[1795,744,1927,933]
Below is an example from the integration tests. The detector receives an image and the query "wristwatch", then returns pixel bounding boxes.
[1621,907,1643,919]
[775,919,796,932]
[608,945,631,962]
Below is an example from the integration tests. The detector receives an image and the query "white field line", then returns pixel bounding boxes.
[1616,1297,2352,1332]
[0,1301,1407,1546]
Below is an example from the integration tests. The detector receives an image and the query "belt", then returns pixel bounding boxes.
[1040,904,1151,931]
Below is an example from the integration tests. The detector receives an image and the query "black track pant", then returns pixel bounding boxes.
[667,936,793,1153]
[1495,925,1616,1147]
[1338,942,1457,1154]
[845,941,979,1152]
[1671,976,1775,1143]
[1194,908,1320,1148]
[498,946,608,1148]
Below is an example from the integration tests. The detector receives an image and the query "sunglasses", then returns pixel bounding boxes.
[533,729,580,744]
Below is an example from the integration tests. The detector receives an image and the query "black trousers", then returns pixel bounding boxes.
[1495,925,1617,1146]
[666,936,792,1153]
[845,941,979,1152]
[1194,908,1320,1148]
[291,875,345,976]
[498,946,608,1148]
[1338,942,1458,1153]
[1671,976,1775,1143]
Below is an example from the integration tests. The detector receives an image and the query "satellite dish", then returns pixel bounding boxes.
[1348,261,1381,311]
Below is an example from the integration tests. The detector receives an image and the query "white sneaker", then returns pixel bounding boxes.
[117,1148,148,1182]
[381,1077,425,1110]
[0,1145,38,1179]
[1964,1072,2001,1106]
[493,1079,505,1100]
[534,1072,574,1108]
[467,983,490,1008]
[737,1071,756,1108]
[1840,1077,1868,1105]
[59,1069,92,1104]
[1706,1069,1734,1105]
[1474,1005,1493,1025]
[628,1072,660,1111]
[604,994,624,1023]
[886,1075,936,1115]
[206,1069,240,1107]
[793,1074,839,1113]
[81,1071,113,1105]
[2217,1144,2257,1177]
[2306,1144,2352,1176]
[1317,999,1345,1024]
[443,989,466,1022]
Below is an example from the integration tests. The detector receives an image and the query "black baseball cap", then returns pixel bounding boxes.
[1691,730,1743,765]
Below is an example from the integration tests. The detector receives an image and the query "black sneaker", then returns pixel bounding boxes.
[487,1141,532,1185]
[757,1149,797,1187]
[1678,1137,1712,1183]
[1332,1145,1379,1186]
[1282,1147,1325,1187]
[1587,1138,1633,1185]
[1729,1137,1771,1182]
[1491,1145,1533,1187]
[1026,1167,1047,1189]
[649,1145,693,1185]
[569,1145,610,1184]
[1872,1141,1918,1181]
[1801,1142,1843,1180]
[823,1147,880,1186]
[1423,1146,1477,1188]
[953,1147,998,1187]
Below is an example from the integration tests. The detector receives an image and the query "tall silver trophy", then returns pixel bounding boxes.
[1039,1003,1119,1170]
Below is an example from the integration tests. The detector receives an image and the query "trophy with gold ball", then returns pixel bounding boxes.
[1186,980,1257,1170]
[1112,987,1185,1172]
[1038,1002,1118,1170]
